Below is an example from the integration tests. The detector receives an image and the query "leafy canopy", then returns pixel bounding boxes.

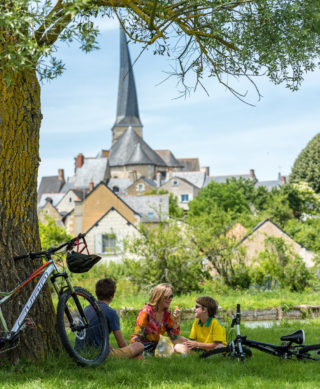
[1,0,320,98]
[290,133,320,193]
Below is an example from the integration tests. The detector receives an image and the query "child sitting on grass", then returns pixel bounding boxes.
[176,296,227,354]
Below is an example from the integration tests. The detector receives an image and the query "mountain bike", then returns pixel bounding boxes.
[0,233,108,366]
[200,304,320,361]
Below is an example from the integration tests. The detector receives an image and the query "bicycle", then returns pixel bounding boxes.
[0,233,108,366]
[200,304,320,361]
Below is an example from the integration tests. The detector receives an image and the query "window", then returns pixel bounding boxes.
[147,212,153,220]
[181,194,189,202]
[172,179,178,187]
[102,234,116,253]
[112,186,119,193]
[137,183,144,192]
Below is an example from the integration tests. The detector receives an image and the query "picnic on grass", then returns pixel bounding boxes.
[79,278,227,360]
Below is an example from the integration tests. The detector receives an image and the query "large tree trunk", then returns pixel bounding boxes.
[0,70,60,363]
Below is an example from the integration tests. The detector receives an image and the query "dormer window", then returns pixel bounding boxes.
[113,186,119,193]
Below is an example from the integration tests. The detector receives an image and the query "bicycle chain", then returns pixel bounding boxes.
[0,336,20,354]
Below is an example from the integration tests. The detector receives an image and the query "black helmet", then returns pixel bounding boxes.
[66,251,101,273]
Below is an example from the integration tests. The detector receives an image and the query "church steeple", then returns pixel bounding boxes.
[112,28,143,145]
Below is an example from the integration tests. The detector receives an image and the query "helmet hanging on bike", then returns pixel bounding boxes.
[66,251,101,273]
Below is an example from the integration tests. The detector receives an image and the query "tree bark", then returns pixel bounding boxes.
[0,70,60,363]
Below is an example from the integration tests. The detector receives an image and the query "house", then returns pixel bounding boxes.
[255,173,288,191]
[73,182,139,235]
[238,219,315,267]
[126,176,157,196]
[85,207,139,263]
[119,194,169,224]
[160,176,200,210]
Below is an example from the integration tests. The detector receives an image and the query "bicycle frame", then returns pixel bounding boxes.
[230,304,304,360]
[0,258,72,342]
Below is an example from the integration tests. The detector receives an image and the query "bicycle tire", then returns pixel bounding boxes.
[297,344,320,361]
[200,346,230,359]
[56,287,109,366]
[200,345,252,359]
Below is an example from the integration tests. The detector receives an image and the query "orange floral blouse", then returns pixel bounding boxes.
[130,304,180,344]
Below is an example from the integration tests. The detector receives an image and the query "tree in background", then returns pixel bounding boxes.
[189,208,251,289]
[39,216,72,250]
[290,133,320,192]
[124,220,206,294]
[253,237,316,292]
[2,0,320,362]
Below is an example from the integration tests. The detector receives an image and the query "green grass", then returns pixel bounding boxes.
[63,265,320,311]
[2,319,320,388]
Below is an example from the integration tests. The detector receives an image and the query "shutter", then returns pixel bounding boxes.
[95,234,103,254]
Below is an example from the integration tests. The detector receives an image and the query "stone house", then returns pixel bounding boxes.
[160,176,200,210]
[85,207,139,263]
[126,176,157,196]
[238,218,315,267]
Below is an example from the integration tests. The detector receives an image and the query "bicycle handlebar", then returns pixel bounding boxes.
[13,233,86,261]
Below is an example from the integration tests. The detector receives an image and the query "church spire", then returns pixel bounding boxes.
[111,28,143,145]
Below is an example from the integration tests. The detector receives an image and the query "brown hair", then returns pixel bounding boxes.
[95,278,116,301]
[148,283,173,312]
[196,296,218,317]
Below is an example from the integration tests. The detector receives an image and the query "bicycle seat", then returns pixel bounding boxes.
[280,329,305,344]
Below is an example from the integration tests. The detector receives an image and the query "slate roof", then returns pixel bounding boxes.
[109,126,167,167]
[107,178,132,194]
[204,174,252,186]
[112,28,142,129]
[38,193,65,209]
[155,150,181,168]
[172,171,206,188]
[63,157,108,190]
[255,179,284,191]
[176,158,200,171]
[38,176,64,199]
[120,194,169,222]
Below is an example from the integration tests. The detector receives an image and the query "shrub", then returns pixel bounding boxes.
[252,237,316,292]
[123,221,207,294]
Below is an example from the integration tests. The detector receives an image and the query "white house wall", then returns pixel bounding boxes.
[85,209,140,264]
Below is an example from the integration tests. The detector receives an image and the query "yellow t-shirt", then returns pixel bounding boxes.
[189,317,227,347]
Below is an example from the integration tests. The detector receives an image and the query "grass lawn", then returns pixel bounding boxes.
[66,267,320,311]
[2,319,320,389]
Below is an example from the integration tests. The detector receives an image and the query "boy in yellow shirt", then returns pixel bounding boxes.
[176,296,227,354]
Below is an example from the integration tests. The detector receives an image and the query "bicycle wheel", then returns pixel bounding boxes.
[200,345,252,359]
[56,286,109,366]
[200,346,230,359]
[297,344,320,361]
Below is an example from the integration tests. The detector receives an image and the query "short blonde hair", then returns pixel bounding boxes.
[148,283,173,312]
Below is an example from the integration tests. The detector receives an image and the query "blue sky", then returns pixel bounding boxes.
[39,18,320,184]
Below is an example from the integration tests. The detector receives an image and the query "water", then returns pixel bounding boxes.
[243,320,308,329]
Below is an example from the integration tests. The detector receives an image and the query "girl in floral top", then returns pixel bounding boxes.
[130,283,185,354]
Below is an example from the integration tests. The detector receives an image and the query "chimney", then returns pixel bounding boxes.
[58,169,65,184]
[201,166,210,176]
[76,153,84,169]
[281,176,287,184]
[156,171,161,187]
[250,169,255,179]
[129,170,137,182]
[89,180,94,192]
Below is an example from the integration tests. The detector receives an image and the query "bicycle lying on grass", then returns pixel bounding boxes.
[0,234,108,366]
[200,304,320,361]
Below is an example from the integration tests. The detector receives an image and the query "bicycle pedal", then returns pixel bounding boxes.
[25,317,36,329]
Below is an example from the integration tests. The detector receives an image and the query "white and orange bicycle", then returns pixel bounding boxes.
[0,234,108,366]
